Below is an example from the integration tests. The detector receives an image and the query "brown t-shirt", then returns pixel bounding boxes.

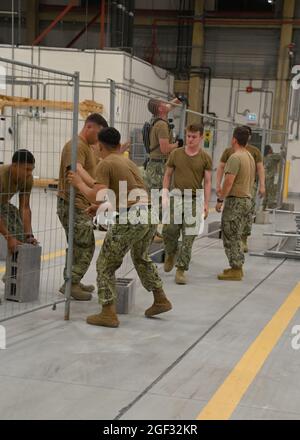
[0,165,33,205]
[166,147,212,194]
[149,119,173,159]
[95,153,148,209]
[58,136,96,209]
[224,150,255,198]
[221,144,262,165]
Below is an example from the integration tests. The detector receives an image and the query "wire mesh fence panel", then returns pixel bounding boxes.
[0,57,78,322]
[113,84,180,166]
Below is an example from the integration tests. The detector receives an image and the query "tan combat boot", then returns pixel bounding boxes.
[145,288,172,317]
[79,283,95,292]
[218,268,243,281]
[71,284,92,300]
[242,236,248,253]
[164,254,176,272]
[59,282,95,295]
[175,268,187,285]
[223,267,244,276]
[86,303,120,328]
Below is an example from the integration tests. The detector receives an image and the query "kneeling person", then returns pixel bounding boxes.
[0,149,37,254]
[68,127,172,328]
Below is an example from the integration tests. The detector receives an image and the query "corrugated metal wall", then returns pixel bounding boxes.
[203,28,280,79]
[134,25,280,79]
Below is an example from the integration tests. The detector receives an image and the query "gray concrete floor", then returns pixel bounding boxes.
[0,193,300,419]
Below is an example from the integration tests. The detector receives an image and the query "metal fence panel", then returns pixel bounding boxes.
[0,57,78,322]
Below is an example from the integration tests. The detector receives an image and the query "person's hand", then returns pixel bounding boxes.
[259,186,266,197]
[26,235,38,245]
[204,204,209,219]
[7,237,22,253]
[215,201,223,213]
[85,204,98,218]
[67,171,82,188]
[172,97,182,106]
[175,137,184,148]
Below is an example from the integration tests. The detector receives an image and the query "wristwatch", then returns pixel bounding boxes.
[217,198,224,203]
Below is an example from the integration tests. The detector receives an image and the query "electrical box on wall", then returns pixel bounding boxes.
[246,113,258,125]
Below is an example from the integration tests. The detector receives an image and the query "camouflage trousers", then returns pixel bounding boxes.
[144,160,166,236]
[242,183,257,239]
[96,208,163,305]
[162,197,198,271]
[144,160,165,193]
[57,197,95,284]
[263,176,277,209]
[0,203,25,241]
[221,197,252,269]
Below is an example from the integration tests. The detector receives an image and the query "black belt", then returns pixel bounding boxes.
[149,158,166,163]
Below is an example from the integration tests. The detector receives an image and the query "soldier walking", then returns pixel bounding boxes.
[162,124,212,285]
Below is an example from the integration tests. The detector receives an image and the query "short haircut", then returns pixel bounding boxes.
[186,123,204,136]
[85,113,108,128]
[264,144,273,156]
[241,125,252,136]
[12,149,35,164]
[233,127,250,147]
[147,98,161,116]
[98,127,121,149]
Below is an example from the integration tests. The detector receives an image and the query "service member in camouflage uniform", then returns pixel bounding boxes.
[68,127,172,328]
[216,125,265,253]
[0,150,37,254]
[216,127,255,281]
[263,145,282,210]
[162,124,212,285]
[57,113,108,301]
[144,97,181,241]
[144,97,180,191]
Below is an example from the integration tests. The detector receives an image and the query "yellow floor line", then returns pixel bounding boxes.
[197,282,300,420]
[0,239,103,274]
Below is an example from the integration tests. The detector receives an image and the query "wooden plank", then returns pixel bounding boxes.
[0,95,103,119]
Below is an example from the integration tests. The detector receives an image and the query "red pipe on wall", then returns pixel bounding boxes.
[33,1,76,46]
[66,12,101,48]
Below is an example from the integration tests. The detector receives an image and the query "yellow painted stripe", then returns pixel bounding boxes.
[197,282,300,420]
[0,239,103,273]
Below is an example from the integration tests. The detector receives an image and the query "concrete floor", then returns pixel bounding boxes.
[0,193,300,420]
